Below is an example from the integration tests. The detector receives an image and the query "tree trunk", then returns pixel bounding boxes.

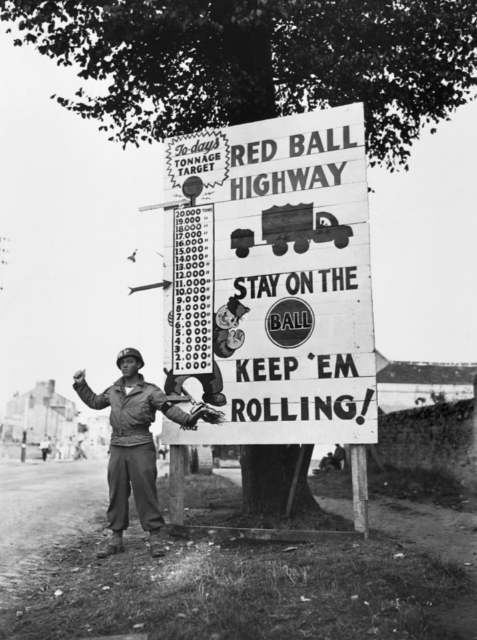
[223,24,320,517]
[240,444,319,516]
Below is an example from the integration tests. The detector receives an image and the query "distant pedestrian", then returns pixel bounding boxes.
[39,440,51,462]
[331,444,346,470]
[74,442,87,460]
[73,348,217,560]
[312,452,334,474]
[321,452,334,471]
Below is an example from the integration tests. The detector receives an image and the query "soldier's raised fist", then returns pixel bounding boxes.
[73,369,86,384]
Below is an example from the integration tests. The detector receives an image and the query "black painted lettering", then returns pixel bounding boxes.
[300,271,313,294]
[327,128,340,151]
[328,162,347,185]
[257,276,272,298]
[286,272,300,295]
[281,398,297,421]
[246,175,252,199]
[253,358,267,382]
[247,141,260,164]
[264,398,279,421]
[247,399,262,422]
[284,357,298,380]
[269,273,280,297]
[332,267,344,291]
[345,266,358,290]
[334,354,359,378]
[230,177,243,200]
[254,173,269,196]
[300,397,309,420]
[231,145,245,167]
[236,360,250,382]
[334,395,357,420]
[343,125,358,149]
[307,131,325,154]
[233,277,247,299]
[262,139,277,162]
[309,165,329,189]
[288,167,310,191]
[290,133,305,157]
[318,269,330,292]
[293,312,303,329]
[248,275,259,298]
[315,396,333,420]
[272,171,286,194]
[270,314,281,331]
[318,355,332,379]
[282,312,293,330]
[302,311,312,328]
[268,358,281,381]
[231,399,246,421]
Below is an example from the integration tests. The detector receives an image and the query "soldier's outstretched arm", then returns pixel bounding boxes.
[151,387,195,428]
[73,371,111,410]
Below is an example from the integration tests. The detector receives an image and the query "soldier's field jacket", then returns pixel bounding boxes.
[73,375,190,446]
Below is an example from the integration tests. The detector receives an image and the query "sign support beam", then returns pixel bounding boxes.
[169,445,186,525]
[350,444,369,538]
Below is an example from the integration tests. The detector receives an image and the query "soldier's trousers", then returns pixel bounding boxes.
[107,442,165,532]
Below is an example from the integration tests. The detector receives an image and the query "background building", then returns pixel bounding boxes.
[3,380,78,448]
[376,355,477,414]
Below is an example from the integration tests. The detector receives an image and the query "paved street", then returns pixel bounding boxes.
[0,458,109,576]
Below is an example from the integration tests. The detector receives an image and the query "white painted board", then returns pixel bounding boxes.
[162,102,377,444]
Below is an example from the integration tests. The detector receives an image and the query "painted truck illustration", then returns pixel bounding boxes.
[230,203,353,258]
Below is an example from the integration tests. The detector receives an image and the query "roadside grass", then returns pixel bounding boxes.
[309,463,477,512]
[156,473,355,531]
[3,475,472,640]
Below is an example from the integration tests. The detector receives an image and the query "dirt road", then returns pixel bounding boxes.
[0,458,109,607]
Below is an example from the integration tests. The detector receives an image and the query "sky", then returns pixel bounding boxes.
[1,31,477,422]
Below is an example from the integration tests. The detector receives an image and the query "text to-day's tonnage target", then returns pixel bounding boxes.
[162,103,377,445]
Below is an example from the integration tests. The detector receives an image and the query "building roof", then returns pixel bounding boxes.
[377,361,477,386]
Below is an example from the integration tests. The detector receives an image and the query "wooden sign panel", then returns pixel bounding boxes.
[162,103,377,445]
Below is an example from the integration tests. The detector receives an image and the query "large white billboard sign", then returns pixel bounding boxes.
[162,103,377,445]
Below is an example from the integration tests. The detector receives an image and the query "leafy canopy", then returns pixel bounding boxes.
[2,0,477,169]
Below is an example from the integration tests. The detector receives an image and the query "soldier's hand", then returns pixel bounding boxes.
[187,404,225,426]
[226,329,245,350]
[73,369,86,384]
[168,311,173,326]
[186,413,199,428]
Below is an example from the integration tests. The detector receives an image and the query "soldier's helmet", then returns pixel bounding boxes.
[116,348,145,369]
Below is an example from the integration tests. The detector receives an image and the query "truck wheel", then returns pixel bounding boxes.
[294,239,309,254]
[236,247,250,258]
[334,237,349,249]
[272,241,288,256]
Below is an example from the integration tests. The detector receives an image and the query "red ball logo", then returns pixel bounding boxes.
[265,298,315,348]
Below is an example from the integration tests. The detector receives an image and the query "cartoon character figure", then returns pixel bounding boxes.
[165,296,250,406]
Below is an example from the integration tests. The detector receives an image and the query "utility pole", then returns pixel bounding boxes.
[21,395,28,463]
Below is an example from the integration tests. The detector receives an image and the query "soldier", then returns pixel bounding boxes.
[73,348,203,559]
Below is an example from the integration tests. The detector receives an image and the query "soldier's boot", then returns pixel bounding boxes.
[97,530,125,559]
[202,392,227,407]
[149,528,166,558]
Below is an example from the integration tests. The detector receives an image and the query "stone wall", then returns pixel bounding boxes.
[376,394,477,488]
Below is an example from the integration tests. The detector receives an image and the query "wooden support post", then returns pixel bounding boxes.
[169,445,186,525]
[350,444,369,539]
[285,444,314,518]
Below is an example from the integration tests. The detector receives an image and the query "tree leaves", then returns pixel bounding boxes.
[1,0,477,170]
